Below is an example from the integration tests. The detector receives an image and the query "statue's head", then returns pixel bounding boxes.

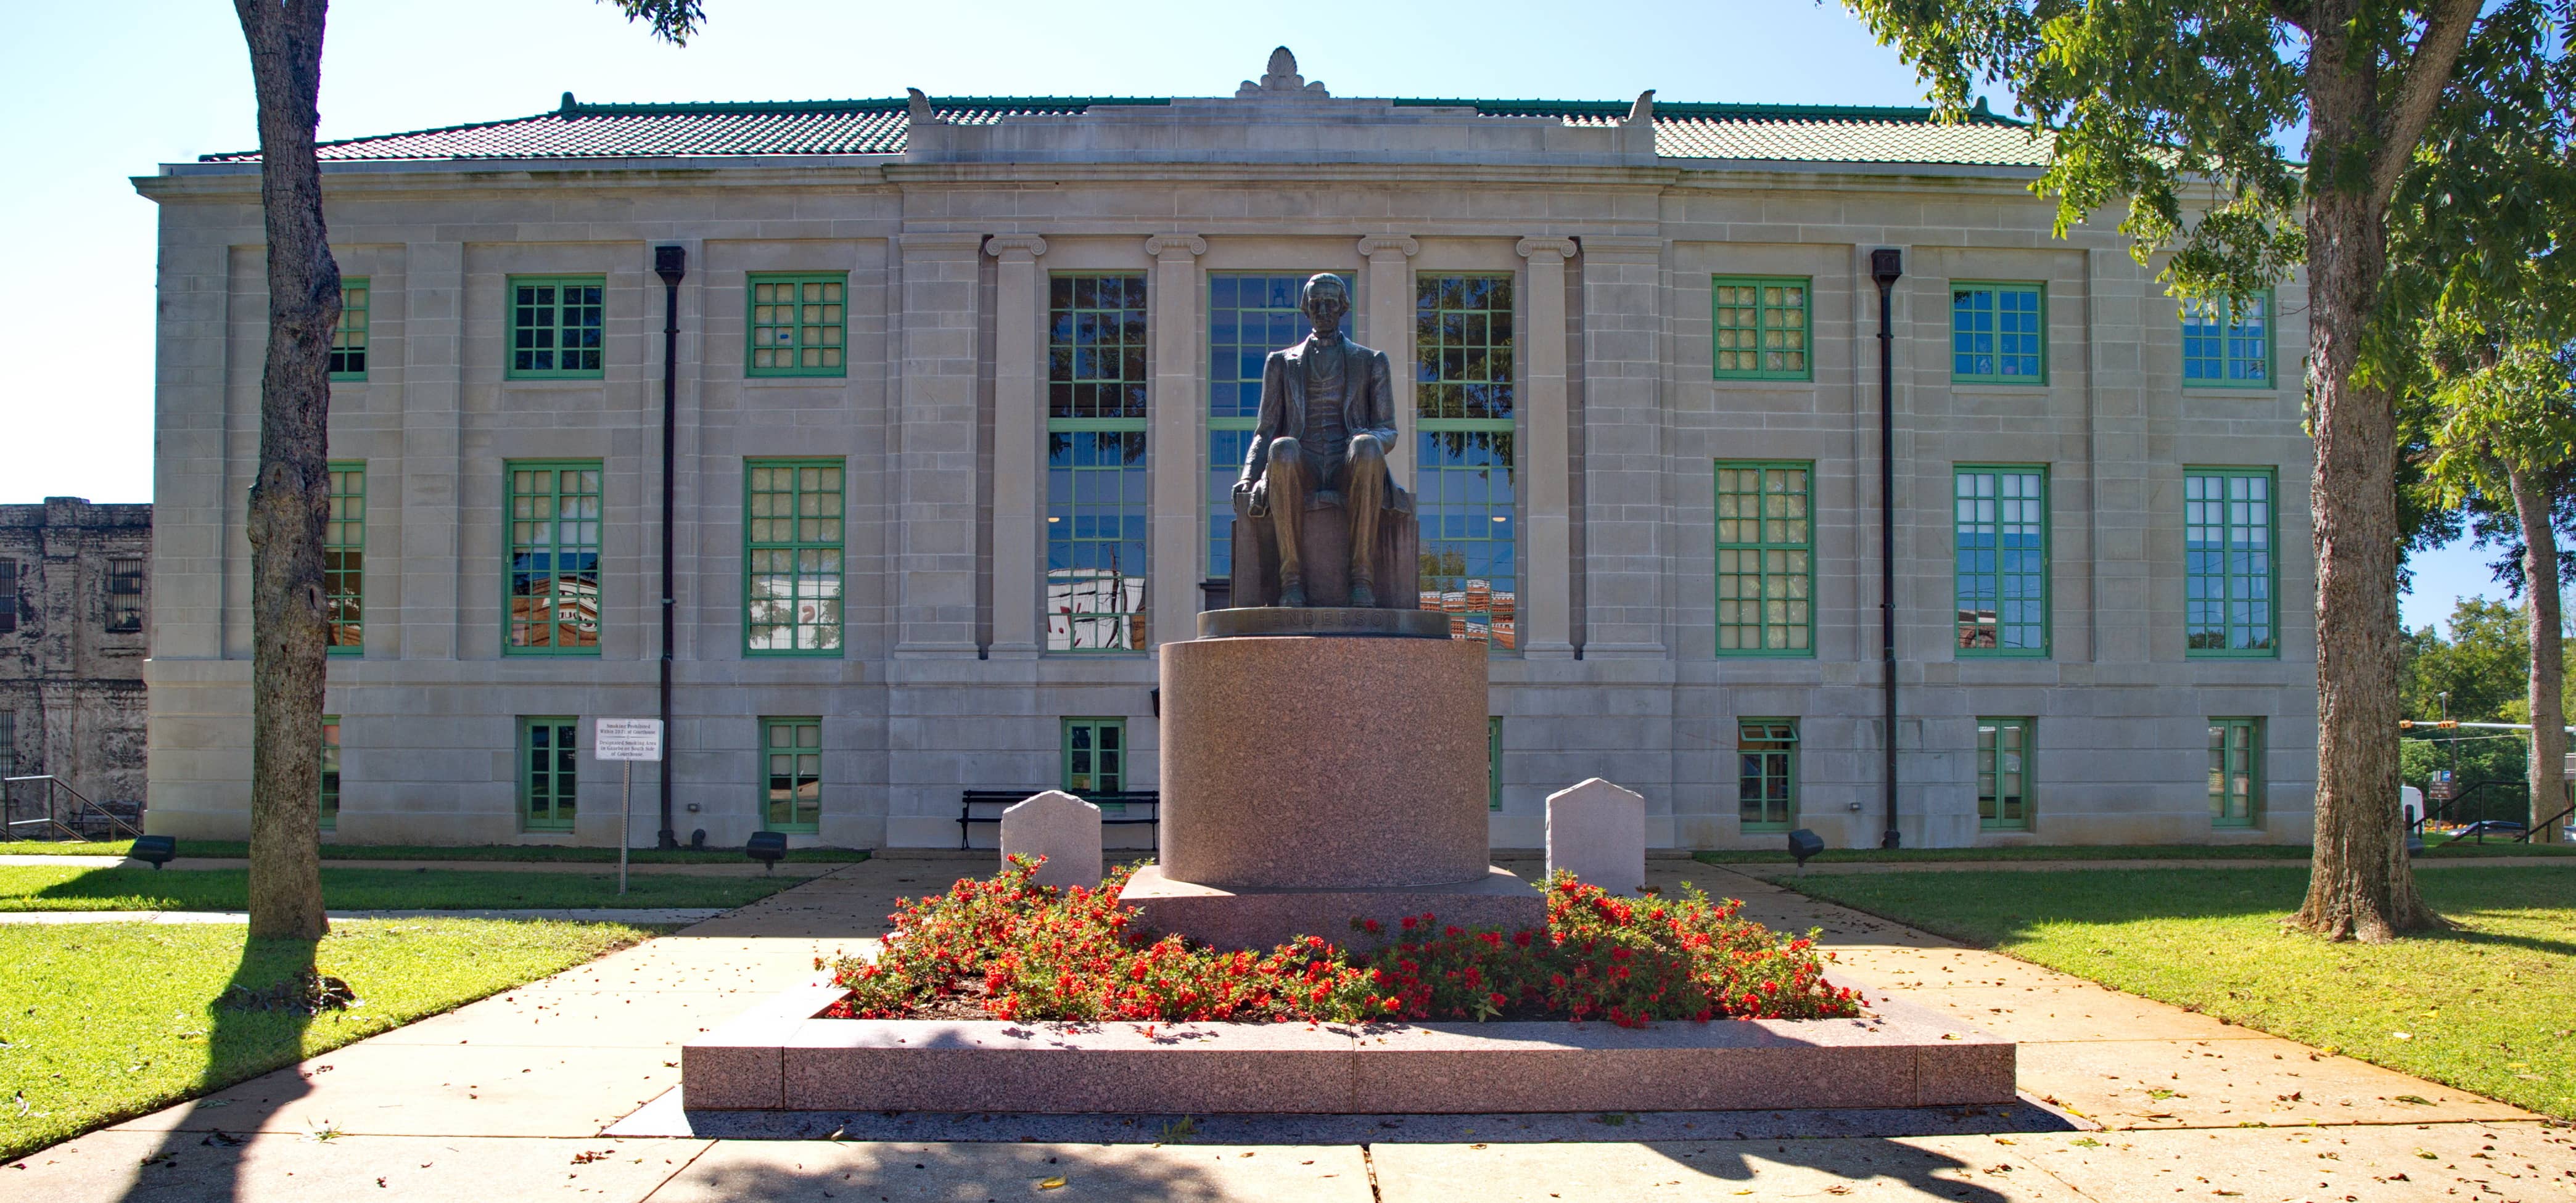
[1301,273,1349,339]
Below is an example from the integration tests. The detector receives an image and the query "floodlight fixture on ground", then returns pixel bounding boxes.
[130,834,176,870]
[746,831,788,874]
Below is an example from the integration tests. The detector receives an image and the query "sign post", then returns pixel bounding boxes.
[595,719,665,895]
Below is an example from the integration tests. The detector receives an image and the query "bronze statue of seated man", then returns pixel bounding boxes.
[1234,273,1405,608]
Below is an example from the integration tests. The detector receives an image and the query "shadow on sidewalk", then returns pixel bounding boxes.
[115,938,323,1202]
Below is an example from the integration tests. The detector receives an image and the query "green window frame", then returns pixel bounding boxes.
[1951,281,2047,384]
[319,715,342,832]
[2181,291,2274,387]
[507,275,605,379]
[1977,717,2033,831]
[1714,461,1814,656]
[744,459,844,655]
[2208,717,2262,827]
[521,716,578,832]
[330,279,370,381]
[1061,717,1125,794]
[1047,274,1151,653]
[761,716,822,833]
[1738,719,1799,832]
[506,461,603,655]
[1711,276,1811,380]
[746,273,847,377]
[1954,466,2049,656]
[326,461,364,654]
[1207,273,1349,578]
[2184,468,2278,657]
[1488,716,1504,811]
[105,557,143,634]
[1416,273,1518,649]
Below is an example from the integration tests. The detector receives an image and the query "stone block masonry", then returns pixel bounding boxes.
[0,498,151,813]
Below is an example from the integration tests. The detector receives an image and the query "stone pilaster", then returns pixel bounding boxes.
[1357,236,1418,486]
[398,240,464,662]
[986,234,1048,659]
[1515,237,1578,660]
[1574,234,1666,657]
[894,232,987,658]
[1146,233,1206,644]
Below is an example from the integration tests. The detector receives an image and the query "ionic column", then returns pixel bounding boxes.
[986,234,1048,659]
[1145,233,1205,647]
[1357,236,1418,486]
[1515,237,1578,660]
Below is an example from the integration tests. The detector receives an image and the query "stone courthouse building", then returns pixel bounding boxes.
[1,498,152,815]
[136,49,2313,851]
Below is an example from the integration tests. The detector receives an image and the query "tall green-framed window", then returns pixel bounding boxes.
[1417,274,1517,647]
[1047,274,1150,652]
[1954,467,2047,655]
[508,275,605,379]
[506,461,602,655]
[1739,720,1799,831]
[761,716,821,832]
[521,716,578,832]
[745,459,844,655]
[319,715,342,832]
[1061,718,1125,793]
[1207,273,1349,578]
[2181,292,2272,387]
[1714,462,1813,656]
[1488,717,1504,811]
[1977,718,2032,831]
[747,273,846,377]
[329,279,369,380]
[2184,469,2277,657]
[326,462,364,654]
[1711,276,1811,380]
[1951,282,2046,384]
[2208,717,2262,827]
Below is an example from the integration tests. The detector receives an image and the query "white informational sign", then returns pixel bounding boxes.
[595,718,665,762]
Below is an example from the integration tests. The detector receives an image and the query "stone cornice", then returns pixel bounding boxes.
[900,231,987,253]
[1356,236,1419,259]
[1571,234,1660,261]
[984,234,1049,260]
[1143,233,1206,258]
[1515,237,1579,261]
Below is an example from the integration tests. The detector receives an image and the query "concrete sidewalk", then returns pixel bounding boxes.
[1711,855,2572,874]
[0,907,729,925]
[0,855,843,877]
[7,856,2567,1201]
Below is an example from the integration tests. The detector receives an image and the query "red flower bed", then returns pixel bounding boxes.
[823,858,1863,1027]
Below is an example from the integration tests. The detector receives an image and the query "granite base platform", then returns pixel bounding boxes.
[681,985,2017,1115]
[1117,864,1547,951]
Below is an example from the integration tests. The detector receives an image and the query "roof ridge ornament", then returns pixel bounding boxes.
[1237,46,1328,99]
[906,88,939,124]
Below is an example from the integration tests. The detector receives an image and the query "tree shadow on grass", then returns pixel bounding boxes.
[115,937,322,1202]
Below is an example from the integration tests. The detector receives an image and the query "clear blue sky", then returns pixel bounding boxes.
[0,0,2503,631]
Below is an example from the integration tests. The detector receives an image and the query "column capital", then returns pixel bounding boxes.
[1356,235,1419,260]
[984,234,1048,261]
[1515,237,1579,263]
[1144,232,1207,259]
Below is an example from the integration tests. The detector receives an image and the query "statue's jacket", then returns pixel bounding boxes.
[1238,337,1413,515]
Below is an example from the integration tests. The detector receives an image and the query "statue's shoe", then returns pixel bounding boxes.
[1348,581,1376,608]
[1278,578,1307,607]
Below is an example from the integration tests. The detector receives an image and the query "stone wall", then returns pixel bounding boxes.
[0,498,152,816]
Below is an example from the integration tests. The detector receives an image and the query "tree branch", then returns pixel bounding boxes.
[2269,0,2313,33]
[2371,0,2485,210]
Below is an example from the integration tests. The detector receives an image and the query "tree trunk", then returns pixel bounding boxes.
[2509,462,2567,844]
[2293,1,2442,940]
[235,0,337,941]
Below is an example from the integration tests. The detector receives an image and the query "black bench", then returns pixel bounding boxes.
[959,789,1160,851]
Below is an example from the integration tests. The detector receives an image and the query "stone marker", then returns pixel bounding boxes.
[999,790,1102,888]
[1546,778,1646,894]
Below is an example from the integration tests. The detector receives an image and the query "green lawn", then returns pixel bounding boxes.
[0,839,870,864]
[1782,864,2576,1119]
[1695,840,2575,864]
[0,865,795,912]
[0,919,656,1162]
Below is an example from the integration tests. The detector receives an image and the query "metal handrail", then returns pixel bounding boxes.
[2413,778,2527,839]
[0,775,144,842]
[2513,800,2576,844]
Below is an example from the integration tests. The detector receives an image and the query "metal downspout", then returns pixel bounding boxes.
[654,245,686,849]
[1870,249,1904,849]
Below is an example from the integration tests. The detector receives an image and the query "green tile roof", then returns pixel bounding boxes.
[199,95,2046,168]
